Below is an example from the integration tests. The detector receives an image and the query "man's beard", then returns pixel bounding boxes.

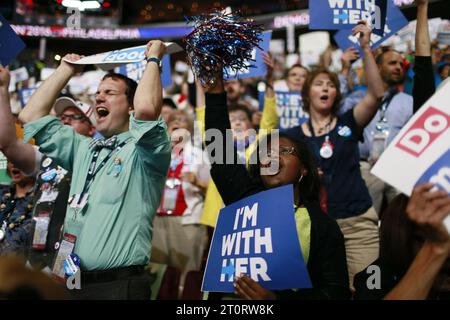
[386,74,405,87]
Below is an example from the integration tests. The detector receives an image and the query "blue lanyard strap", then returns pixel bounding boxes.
[79,137,132,199]
[379,89,398,122]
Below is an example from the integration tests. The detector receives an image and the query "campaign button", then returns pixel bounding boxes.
[338,126,352,137]
[42,158,53,168]
[41,169,57,182]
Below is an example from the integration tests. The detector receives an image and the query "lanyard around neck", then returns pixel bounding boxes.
[308,117,332,138]
[379,89,398,121]
[80,137,132,198]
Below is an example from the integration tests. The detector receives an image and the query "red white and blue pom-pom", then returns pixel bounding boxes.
[184,10,264,86]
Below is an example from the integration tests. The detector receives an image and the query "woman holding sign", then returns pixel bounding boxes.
[201,73,350,300]
[284,21,385,288]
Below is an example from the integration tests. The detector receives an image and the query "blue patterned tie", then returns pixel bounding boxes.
[89,136,118,151]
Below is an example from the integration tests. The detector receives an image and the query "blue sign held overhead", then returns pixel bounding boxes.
[334,0,408,54]
[0,14,26,66]
[18,87,37,108]
[115,54,172,88]
[309,0,387,36]
[224,31,273,80]
[202,185,312,292]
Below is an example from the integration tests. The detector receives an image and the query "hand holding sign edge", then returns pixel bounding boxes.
[234,275,277,300]
[406,183,450,251]
[145,40,167,60]
[60,53,85,75]
[352,21,372,50]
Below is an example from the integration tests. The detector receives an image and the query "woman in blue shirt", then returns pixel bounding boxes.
[285,21,385,288]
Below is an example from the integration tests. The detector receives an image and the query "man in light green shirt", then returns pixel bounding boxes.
[19,40,170,299]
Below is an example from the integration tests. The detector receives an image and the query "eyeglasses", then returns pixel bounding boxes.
[261,146,297,158]
[60,114,87,122]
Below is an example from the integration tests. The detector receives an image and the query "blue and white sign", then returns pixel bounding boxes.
[0,14,26,66]
[416,149,450,193]
[309,0,387,36]
[275,91,309,130]
[202,185,312,292]
[115,54,172,87]
[334,1,408,54]
[224,31,273,80]
[18,87,37,108]
[372,80,450,232]
[64,42,183,71]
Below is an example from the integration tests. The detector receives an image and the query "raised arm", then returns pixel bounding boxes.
[339,48,359,95]
[19,54,83,124]
[262,53,275,98]
[415,0,431,57]
[0,66,38,174]
[196,79,206,109]
[260,53,279,130]
[413,0,435,113]
[352,22,385,130]
[203,72,262,205]
[134,40,166,121]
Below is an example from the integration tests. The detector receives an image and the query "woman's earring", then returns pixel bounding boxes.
[298,174,304,184]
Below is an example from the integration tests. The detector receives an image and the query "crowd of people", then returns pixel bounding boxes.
[0,0,449,300]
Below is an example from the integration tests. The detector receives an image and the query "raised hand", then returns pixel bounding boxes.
[352,20,372,50]
[60,53,85,75]
[406,183,450,252]
[262,52,274,84]
[341,47,360,69]
[145,40,167,60]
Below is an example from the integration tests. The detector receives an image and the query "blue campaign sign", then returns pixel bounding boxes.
[18,87,37,108]
[416,149,450,195]
[334,1,408,54]
[258,91,266,112]
[224,31,272,80]
[115,54,172,88]
[202,184,312,292]
[275,91,309,130]
[0,14,26,66]
[309,0,387,36]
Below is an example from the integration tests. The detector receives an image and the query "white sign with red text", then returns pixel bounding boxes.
[371,80,450,231]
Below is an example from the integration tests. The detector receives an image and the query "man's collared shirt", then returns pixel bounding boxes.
[340,90,413,160]
[24,113,170,270]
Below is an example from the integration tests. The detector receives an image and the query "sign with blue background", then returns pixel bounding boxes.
[224,31,272,80]
[202,184,312,292]
[18,87,37,108]
[0,14,26,66]
[115,55,172,88]
[275,91,309,130]
[416,149,450,194]
[334,0,408,54]
[309,0,387,36]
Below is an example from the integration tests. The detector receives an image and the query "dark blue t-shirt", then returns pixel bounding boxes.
[285,109,372,220]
